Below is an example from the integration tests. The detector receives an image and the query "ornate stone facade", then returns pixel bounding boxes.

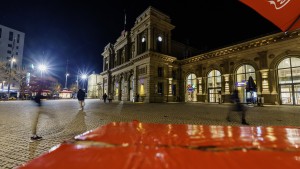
[89,6,300,105]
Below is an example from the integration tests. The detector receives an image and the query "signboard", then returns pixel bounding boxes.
[187,84,196,92]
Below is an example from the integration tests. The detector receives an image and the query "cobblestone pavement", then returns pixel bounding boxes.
[0,99,299,169]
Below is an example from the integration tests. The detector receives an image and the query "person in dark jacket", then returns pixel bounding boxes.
[102,93,108,103]
[77,89,86,110]
[226,89,249,125]
[31,90,43,140]
[34,90,43,106]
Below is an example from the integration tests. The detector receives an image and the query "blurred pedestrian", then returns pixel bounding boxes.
[135,93,140,102]
[226,89,249,125]
[31,90,43,140]
[77,88,85,110]
[108,93,113,103]
[102,93,108,103]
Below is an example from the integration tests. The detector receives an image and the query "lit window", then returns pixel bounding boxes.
[142,37,146,43]
[158,36,162,42]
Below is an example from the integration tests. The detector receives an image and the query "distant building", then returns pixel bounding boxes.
[87,73,102,98]
[0,24,25,68]
[59,90,73,99]
[0,25,25,96]
[88,6,300,105]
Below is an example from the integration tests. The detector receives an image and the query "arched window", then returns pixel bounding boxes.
[208,70,221,88]
[186,74,197,102]
[236,64,256,82]
[278,57,300,105]
[236,65,256,103]
[207,70,221,103]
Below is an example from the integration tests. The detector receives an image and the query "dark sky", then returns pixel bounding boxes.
[0,0,280,85]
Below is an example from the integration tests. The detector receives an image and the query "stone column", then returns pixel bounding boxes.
[148,26,153,51]
[166,65,173,102]
[223,74,230,95]
[133,66,138,96]
[197,77,202,94]
[167,78,172,96]
[260,69,270,94]
[270,69,278,94]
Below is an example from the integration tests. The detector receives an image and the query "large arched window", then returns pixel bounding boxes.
[236,65,256,82]
[186,74,197,102]
[207,70,221,103]
[236,64,256,103]
[208,70,221,88]
[278,57,300,105]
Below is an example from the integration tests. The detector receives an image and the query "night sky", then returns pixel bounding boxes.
[0,0,280,85]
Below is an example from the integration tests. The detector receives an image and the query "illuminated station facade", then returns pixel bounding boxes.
[88,6,300,105]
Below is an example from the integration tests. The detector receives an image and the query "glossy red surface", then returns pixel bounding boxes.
[18,121,300,169]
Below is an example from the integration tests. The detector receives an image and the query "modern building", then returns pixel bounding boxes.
[88,6,300,105]
[0,24,25,97]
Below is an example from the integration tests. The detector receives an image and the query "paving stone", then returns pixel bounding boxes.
[1,99,300,168]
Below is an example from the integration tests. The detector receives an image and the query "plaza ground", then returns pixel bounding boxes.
[0,99,299,168]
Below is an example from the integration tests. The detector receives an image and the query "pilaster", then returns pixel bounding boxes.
[260,69,270,94]
[223,74,230,95]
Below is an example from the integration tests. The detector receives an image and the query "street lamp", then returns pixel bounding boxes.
[64,73,69,89]
[2,81,5,91]
[38,64,48,92]
[7,57,16,98]
[38,64,47,77]
[81,74,87,91]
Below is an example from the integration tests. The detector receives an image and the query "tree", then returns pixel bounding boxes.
[0,61,28,99]
[0,61,9,83]
[70,83,78,93]
[51,82,62,96]
[13,67,28,99]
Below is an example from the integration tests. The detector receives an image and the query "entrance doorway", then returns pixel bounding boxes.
[207,70,221,103]
[280,84,300,105]
[186,74,197,102]
[208,88,221,103]
[277,57,300,105]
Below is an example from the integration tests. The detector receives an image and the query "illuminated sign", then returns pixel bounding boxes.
[187,84,196,92]
[236,80,247,87]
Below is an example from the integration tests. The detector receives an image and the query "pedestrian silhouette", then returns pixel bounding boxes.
[77,89,85,110]
[108,93,113,103]
[135,93,140,102]
[226,89,249,125]
[102,93,108,103]
[31,90,43,141]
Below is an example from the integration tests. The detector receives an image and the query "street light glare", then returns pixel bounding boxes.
[81,74,87,79]
[38,64,47,72]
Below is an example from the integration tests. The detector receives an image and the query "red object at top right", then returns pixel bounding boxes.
[240,0,300,32]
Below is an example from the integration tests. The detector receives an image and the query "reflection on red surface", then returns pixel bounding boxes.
[18,121,300,169]
[76,121,300,149]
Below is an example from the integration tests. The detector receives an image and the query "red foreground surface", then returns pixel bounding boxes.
[18,121,300,169]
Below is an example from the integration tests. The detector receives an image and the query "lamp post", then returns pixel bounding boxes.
[38,64,47,93]
[81,74,87,92]
[2,81,5,91]
[7,57,16,99]
[64,73,69,89]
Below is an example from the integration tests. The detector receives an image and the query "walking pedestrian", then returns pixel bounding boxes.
[77,88,86,110]
[226,89,249,125]
[31,90,43,140]
[108,93,113,103]
[135,93,140,102]
[102,93,108,103]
